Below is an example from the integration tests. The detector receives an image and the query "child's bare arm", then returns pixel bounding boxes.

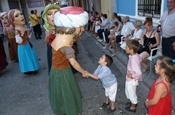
[145,83,166,106]
[86,72,99,80]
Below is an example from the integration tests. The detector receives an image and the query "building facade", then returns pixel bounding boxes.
[1,0,167,25]
[0,0,87,22]
[0,0,47,22]
[116,0,167,25]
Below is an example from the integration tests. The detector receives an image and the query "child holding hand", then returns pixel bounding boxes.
[86,54,117,113]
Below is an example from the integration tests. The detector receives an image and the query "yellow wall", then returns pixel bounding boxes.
[101,0,112,20]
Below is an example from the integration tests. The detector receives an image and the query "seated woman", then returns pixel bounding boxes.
[103,16,123,57]
[108,15,122,37]
[103,22,119,56]
[139,17,160,71]
[120,20,143,50]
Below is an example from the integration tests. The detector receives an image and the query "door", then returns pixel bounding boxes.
[101,0,111,20]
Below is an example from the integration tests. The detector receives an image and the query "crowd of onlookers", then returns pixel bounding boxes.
[86,11,169,72]
[0,1,175,114]
[85,1,175,113]
[0,9,41,74]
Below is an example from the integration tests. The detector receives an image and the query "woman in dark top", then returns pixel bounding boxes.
[139,17,160,71]
[142,29,157,55]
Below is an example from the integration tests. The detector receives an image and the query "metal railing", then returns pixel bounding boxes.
[138,0,161,18]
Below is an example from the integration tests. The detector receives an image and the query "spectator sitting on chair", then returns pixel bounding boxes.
[92,12,100,33]
[116,16,135,43]
[97,14,110,42]
[87,11,94,31]
[120,20,143,50]
[103,16,123,57]
[103,22,119,57]
[139,17,160,72]
[103,13,122,43]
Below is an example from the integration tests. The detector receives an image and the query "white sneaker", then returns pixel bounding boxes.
[98,39,103,42]
[103,46,107,49]
[119,41,123,44]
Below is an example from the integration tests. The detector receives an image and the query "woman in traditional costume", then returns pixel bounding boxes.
[8,9,40,74]
[49,6,88,115]
[0,12,18,61]
[42,4,60,74]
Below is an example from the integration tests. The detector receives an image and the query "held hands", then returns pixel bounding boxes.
[82,70,90,78]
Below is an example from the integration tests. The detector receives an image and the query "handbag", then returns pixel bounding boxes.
[137,43,143,54]
[137,30,154,53]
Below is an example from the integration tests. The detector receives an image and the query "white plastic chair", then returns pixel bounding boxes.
[147,38,162,74]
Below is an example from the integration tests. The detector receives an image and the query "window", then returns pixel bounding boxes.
[138,0,161,18]
[8,0,20,9]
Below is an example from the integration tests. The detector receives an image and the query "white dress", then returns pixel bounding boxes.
[120,28,143,50]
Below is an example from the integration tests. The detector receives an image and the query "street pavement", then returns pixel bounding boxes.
[0,31,175,115]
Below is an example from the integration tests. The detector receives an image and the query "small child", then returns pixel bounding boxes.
[86,54,117,113]
[124,40,142,112]
[145,56,175,115]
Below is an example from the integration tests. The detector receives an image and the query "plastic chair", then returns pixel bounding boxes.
[147,38,162,74]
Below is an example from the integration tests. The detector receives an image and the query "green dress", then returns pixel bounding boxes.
[49,46,82,115]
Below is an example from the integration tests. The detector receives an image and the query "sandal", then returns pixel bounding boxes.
[125,102,137,107]
[100,103,109,110]
[107,107,116,113]
[125,106,136,113]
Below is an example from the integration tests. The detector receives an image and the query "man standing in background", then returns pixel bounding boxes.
[161,0,175,59]
[29,10,42,40]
